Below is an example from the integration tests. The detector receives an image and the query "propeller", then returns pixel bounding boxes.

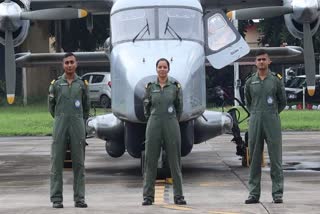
[4,30,15,104]
[227,6,293,20]
[1,0,88,104]
[303,23,316,96]
[19,8,88,20]
[227,5,318,96]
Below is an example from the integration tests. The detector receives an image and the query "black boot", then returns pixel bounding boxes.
[174,196,187,205]
[142,198,153,206]
[52,202,63,208]
[245,196,259,204]
[75,201,88,208]
[273,197,283,203]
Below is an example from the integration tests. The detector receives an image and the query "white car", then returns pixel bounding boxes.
[81,72,111,108]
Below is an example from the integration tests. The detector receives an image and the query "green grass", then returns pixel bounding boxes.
[0,104,52,136]
[0,104,109,136]
[0,104,319,136]
[236,109,320,131]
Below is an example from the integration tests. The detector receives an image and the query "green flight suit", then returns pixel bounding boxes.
[142,79,183,201]
[244,71,287,200]
[48,73,90,203]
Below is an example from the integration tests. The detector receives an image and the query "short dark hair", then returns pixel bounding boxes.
[255,49,268,57]
[63,52,76,60]
[156,58,170,70]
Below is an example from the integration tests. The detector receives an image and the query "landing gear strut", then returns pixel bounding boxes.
[227,98,250,167]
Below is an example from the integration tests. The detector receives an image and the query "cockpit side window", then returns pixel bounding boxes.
[207,14,236,51]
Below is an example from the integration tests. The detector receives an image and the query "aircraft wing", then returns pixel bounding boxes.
[30,0,114,14]
[237,46,304,64]
[15,52,109,68]
[201,0,282,10]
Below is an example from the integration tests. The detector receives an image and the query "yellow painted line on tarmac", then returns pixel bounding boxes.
[154,179,166,205]
[162,204,194,211]
[208,211,240,214]
[166,177,173,184]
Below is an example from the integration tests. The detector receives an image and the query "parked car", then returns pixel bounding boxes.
[81,72,111,108]
[285,75,320,103]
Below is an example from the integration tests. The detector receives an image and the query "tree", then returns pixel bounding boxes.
[50,15,109,52]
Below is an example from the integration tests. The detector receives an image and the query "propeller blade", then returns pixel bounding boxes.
[227,6,293,20]
[20,8,87,20]
[303,23,316,96]
[4,30,16,104]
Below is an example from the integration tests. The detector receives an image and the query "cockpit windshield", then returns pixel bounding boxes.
[111,9,155,44]
[111,7,203,45]
[159,8,203,41]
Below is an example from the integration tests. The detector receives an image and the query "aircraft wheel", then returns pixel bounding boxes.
[141,150,145,176]
[242,147,249,167]
[64,145,72,168]
[156,152,171,179]
[100,95,111,108]
[242,131,249,167]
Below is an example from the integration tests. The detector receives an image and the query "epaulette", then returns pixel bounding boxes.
[173,81,181,89]
[272,72,282,80]
[84,79,89,86]
[145,82,152,89]
[50,79,56,85]
[277,73,282,80]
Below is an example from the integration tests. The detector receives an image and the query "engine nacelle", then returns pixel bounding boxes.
[283,0,320,39]
[284,14,320,39]
[0,0,30,47]
[194,110,233,144]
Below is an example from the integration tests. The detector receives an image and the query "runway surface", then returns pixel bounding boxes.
[0,132,320,214]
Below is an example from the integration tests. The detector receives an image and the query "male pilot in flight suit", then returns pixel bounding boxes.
[244,50,287,204]
[48,52,90,208]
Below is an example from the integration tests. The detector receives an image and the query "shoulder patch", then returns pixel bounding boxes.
[84,79,89,86]
[145,82,152,89]
[272,72,282,80]
[50,79,56,85]
[174,81,181,89]
[277,73,282,80]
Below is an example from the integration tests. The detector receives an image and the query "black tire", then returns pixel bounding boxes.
[100,95,111,108]
[64,149,72,168]
[157,167,171,179]
[242,148,249,167]
[141,150,145,176]
[141,150,171,178]
[242,131,249,167]
[156,152,171,179]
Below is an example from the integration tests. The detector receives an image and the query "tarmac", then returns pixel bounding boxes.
[0,132,320,214]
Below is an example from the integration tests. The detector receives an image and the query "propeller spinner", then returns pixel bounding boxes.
[227,0,319,96]
[0,0,88,104]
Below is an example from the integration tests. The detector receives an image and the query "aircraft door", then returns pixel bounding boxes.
[204,10,250,69]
